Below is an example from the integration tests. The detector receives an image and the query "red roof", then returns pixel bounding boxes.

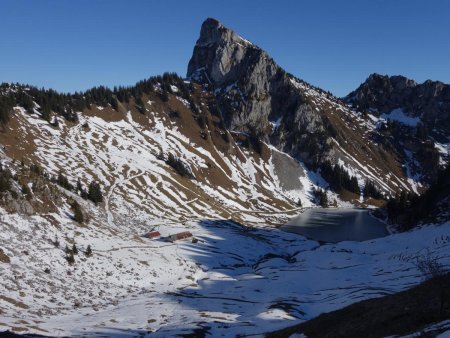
[145,231,161,239]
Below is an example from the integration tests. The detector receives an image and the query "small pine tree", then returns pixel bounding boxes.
[0,169,12,192]
[53,235,60,248]
[110,97,119,111]
[76,179,83,192]
[85,245,92,257]
[349,176,360,194]
[66,252,75,265]
[72,243,78,255]
[313,188,328,208]
[88,181,103,204]
[50,116,59,127]
[73,202,84,224]
[320,191,328,208]
[56,172,73,190]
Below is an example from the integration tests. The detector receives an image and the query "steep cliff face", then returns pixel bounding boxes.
[187,18,421,194]
[188,18,281,134]
[187,18,339,166]
[345,73,450,139]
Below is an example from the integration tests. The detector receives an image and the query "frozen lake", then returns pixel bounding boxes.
[281,208,388,243]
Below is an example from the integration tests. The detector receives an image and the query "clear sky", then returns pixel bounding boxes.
[1,0,449,97]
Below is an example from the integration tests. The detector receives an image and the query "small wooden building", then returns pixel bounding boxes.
[144,231,161,239]
[167,231,193,242]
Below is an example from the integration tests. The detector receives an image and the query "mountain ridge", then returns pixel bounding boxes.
[187,18,449,195]
[345,72,450,140]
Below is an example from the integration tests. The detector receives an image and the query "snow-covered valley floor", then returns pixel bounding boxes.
[1,209,449,337]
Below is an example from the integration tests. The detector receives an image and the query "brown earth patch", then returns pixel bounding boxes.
[0,249,10,263]
[0,296,29,309]
[82,105,124,122]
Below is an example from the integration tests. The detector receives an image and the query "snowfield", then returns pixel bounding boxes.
[1,204,449,336]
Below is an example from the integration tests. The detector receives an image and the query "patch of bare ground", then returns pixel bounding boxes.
[0,111,38,164]
[0,249,10,263]
[0,296,29,310]
[267,273,450,338]
[82,104,124,122]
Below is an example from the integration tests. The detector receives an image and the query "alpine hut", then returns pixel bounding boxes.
[167,231,193,242]
[144,231,161,239]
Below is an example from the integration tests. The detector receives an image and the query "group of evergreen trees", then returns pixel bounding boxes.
[0,94,14,125]
[65,242,92,265]
[87,181,103,204]
[166,153,193,178]
[386,162,450,229]
[54,172,103,205]
[363,179,383,199]
[320,161,359,194]
[313,187,328,207]
[319,161,384,199]
[0,72,198,126]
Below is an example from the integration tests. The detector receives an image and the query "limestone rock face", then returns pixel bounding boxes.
[187,18,329,165]
[187,18,254,87]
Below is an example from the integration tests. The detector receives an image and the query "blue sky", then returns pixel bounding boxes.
[1,0,449,97]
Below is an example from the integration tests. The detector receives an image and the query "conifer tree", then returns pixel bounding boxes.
[73,202,84,224]
[53,235,60,248]
[88,181,103,204]
[0,167,12,192]
[66,252,75,265]
[0,95,14,124]
[76,179,83,192]
[320,191,328,208]
[85,245,92,257]
[72,243,78,255]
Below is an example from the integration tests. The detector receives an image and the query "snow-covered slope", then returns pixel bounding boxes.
[0,85,322,228]
[1,205,449,336]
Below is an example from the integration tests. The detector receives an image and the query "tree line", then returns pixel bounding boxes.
[0,72,198,125]
[387,161,449,229]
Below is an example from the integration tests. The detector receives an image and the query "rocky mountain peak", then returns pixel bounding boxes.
[354,74,416,100]
[187,18,261,87]
[345,73,450,136]
[186,19,432,189]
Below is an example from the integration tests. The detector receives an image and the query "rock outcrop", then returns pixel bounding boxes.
[345,73,450,138]
[187,18,331,166]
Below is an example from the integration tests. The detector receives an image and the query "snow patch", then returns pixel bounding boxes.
[380,108,420,127]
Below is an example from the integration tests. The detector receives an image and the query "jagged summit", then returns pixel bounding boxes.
[345,73,450,135]
[187,18,260,86]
